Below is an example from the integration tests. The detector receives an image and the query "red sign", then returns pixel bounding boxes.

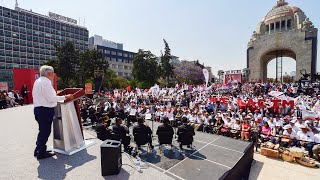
[210,97,294,109]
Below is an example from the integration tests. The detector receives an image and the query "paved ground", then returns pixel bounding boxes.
[0,105,319,180]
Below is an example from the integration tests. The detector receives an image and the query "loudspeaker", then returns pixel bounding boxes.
[101,140,122,176]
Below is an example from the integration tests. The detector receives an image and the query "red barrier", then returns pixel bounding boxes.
[13,68,57,104]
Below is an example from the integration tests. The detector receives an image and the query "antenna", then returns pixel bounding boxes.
[15,0,19,8]
[79,17,81,25]
[83,17,86,27]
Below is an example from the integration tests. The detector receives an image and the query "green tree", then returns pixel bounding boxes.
[78,49,109,87]
[160,39,175,86]
[47,41,79,89]
[132,49,159,88]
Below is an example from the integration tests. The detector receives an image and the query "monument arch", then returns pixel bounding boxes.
[247,0,318,82]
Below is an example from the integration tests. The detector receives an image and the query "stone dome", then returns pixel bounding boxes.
[263,0,302,23]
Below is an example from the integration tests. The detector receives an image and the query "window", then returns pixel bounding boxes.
[118,65,123,69]
[118,72,123,76]
[117,58,122,62]
[111,58,116,62]
[111,51,116,55]
[124,66,128,70]
[117,52,123,56]
[124,53,128,57]
[112,64,117,69]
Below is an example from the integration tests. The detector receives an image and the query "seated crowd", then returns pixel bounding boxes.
[0,90,25,109]
[80,82,320,161]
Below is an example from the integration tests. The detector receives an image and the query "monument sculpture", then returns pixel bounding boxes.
[247,0,318,82]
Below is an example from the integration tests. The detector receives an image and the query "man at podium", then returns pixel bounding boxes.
[32,65,73,160]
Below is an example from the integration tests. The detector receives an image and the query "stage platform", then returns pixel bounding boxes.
[1,105,320,180]
[132,121,253,180]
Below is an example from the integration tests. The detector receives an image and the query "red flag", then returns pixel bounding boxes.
[126,85,131,92]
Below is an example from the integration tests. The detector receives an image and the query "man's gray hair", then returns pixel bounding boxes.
[39,65,54,77]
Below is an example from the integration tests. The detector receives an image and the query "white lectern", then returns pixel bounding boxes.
[52,88,95,155]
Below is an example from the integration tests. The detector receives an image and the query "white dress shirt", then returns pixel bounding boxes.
[32,76,66,108]
[297,131,314,142]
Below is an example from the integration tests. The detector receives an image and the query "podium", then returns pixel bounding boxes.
[52,88,95,155]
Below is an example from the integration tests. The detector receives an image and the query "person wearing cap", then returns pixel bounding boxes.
[282,125,298,147]
[296,125,315,158]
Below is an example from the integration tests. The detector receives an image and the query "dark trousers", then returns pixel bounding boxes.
[296,141,314,158]
[34,107,55,155]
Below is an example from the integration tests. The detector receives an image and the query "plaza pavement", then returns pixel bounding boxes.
[0,105,319,180]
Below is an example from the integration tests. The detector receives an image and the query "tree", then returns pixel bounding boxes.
[132,49,159,88]
[47,41,79,89]
[78,49,109,87]
[160,39,175,86]
[174,61,204,85]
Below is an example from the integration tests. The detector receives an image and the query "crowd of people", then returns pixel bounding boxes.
[79,82,320,161]
[0,84,29,109]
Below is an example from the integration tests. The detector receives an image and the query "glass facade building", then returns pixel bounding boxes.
[0,6,89,89]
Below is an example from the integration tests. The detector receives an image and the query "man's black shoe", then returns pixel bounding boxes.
[34,150,53,157]
[37,152,56,160]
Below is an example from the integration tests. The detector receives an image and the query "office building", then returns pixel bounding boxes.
[0,5,89,89]
[89,35,123,50]
[89,35,136,78]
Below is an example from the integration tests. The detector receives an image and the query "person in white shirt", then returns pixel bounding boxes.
[296,125,315,158]
[32,65,73,159]
[295,117,305,132]
[282,125,298,147]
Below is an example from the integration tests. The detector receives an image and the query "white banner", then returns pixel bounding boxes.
[203,69,209,87]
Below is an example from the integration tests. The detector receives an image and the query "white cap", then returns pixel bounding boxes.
[290,119,296,123]
[283,125,292,130]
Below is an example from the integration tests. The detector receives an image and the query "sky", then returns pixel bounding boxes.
[0,0,319,77]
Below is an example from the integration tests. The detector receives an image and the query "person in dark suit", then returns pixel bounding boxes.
[133,117,154,149]
[95,117,112,141]
[112,118,131,151]
[156,117,174,137]
[177,116,195,149]
[21,84,28,104]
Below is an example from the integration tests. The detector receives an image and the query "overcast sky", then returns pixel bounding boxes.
[1,0,318,78]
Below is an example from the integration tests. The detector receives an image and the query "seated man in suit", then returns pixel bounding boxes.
[95,117,112,141]
[157,117,174,145]
[177,116,195,149]
[133,117,154,149]
[112,118,131,151]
